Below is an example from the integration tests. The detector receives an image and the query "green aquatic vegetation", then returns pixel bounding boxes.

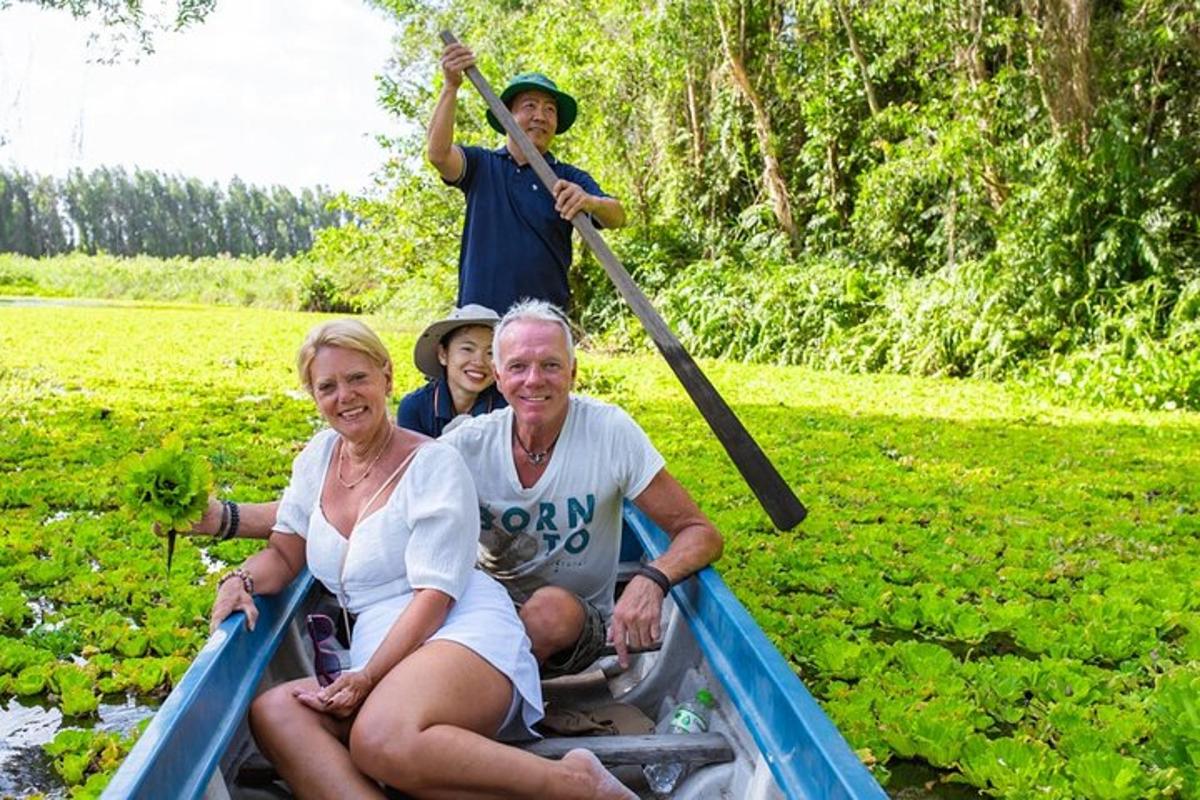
[0,580,32,630]
[1066,751,1159,800]
[43,725,140,790]
[1147,667,1200,794]
[50,664,100,717]
[120,435,213,571]
[956,734,1071,797]
[2,301,1200,797]
[12,663,52,696]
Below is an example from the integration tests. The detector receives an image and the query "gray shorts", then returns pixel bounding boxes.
[538,596,607,679]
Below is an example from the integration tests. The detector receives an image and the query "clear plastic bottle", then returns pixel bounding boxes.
[643,688,716,795]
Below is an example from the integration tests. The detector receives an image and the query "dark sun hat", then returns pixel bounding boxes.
[413,304,501,380]
[486,72,578,135]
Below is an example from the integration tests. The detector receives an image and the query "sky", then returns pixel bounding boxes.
[0,0,403,194]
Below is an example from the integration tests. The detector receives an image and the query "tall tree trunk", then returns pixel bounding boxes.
[1022,0,1094,147]
[833,0,881,117]
[684,65,707,174]
[954,0,1009,210]
[712,0,798,245]
[827,137,847,224]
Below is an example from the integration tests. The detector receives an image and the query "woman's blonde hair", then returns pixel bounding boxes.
[297,319,393,394]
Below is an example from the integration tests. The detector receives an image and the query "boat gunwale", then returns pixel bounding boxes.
[102,569,316,800]
[622,501,885,800]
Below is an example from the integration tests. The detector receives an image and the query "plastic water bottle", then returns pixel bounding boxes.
[644,689,716,795]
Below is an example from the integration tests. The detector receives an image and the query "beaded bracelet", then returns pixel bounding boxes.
[635,564,672,596]
[217,567,254,596]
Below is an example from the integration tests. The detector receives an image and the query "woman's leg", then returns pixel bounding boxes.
[350,640,635,800]
[249,677,386,800]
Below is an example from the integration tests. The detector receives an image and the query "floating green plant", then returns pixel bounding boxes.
[120,436,212,572]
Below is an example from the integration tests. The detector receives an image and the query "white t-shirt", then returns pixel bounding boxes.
[441,395,666,618]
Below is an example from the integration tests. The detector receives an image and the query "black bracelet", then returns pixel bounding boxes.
[216,501,230,539]
[221,501,240,541]
[635,564,672,596]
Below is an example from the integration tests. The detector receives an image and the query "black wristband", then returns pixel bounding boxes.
[216,500,230,538]
[636,564,672,596]
[221,501,240,541]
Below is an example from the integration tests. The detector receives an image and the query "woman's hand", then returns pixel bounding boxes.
[193,498,224,536]
[210,575,257,633]
[156,497,222,539]
[293,670,376,718]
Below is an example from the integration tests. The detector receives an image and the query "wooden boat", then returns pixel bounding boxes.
[103,504,886,799]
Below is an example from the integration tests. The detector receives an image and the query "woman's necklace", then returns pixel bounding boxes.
[514,426,562,466]
[337,426,394,489]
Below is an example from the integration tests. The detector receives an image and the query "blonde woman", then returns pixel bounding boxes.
[210,319,634,799]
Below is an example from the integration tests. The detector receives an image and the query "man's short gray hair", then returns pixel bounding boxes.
[493,299,575,366]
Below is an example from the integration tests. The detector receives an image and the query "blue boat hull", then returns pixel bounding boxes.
[104,505,885,800]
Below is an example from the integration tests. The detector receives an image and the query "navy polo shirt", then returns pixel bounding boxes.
[396,378,507,438]
[450,145,608,314]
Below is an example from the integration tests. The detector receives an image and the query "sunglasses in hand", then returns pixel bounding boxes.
[305,613,345,687]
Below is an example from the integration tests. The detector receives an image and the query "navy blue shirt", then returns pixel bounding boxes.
[451,145,608,315]
[396,378,508,438]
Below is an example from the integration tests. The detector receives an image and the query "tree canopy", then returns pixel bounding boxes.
[322,0,1198,410]
[1,0,216,52]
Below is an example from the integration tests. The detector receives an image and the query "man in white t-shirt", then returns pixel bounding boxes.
[186,300,723,676]
[441,299,724,675]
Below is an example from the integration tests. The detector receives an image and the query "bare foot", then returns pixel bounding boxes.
[562,749,638,800]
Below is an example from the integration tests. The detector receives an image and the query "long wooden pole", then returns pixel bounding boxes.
[440,31,806,530]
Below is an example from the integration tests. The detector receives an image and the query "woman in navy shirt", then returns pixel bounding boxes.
[397,304,507,437]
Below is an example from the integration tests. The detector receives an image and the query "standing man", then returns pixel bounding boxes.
[429,43,627,315]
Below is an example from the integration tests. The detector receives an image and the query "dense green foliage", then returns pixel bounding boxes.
[2,301,1198,797]
[330,0,1199,410]
[0,167,350,258]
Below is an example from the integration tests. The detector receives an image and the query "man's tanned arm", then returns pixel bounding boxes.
[427,43,473,182]
[606,469,723,666]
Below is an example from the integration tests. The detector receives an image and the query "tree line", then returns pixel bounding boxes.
[0,166,350,258]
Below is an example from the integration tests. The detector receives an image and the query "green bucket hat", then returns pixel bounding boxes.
[486,72,578,135]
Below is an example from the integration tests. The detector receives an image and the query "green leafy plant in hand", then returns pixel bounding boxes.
[120,435,212,572]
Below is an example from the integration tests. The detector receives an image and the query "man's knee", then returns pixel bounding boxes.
[520,586,585,658]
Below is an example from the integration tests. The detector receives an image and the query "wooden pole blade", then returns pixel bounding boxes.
[438,31,806,530]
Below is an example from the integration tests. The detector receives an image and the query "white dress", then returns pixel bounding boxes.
[274,428,543,739]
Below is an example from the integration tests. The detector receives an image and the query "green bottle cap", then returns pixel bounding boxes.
[696,689,715,707]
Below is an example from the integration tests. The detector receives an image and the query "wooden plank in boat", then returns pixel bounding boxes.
[522,732,734,765]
